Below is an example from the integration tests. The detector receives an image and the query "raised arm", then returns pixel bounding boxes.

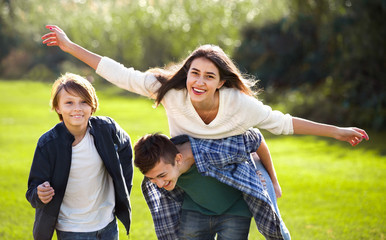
[292,117,369,146]
[42,25,101,70]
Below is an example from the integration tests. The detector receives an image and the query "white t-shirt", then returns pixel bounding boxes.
[96,57,293,139]
[56,129,115,232]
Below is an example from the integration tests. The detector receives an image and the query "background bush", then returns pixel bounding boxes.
[234,0,385,130]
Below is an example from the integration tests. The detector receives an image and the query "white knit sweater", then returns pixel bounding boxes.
[96,57,293,139]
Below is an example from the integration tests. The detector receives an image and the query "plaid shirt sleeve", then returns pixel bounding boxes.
[189,128,284,240]
[141,177,184,240]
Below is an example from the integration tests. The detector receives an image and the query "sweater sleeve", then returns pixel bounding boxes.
[96,57,161,99]
[228,89,294,135]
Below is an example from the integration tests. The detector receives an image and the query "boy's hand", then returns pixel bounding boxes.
[37,181,55,204]
[42,25,73,53]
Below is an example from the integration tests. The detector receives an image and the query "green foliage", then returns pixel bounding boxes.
[0,80,385,239]
[0,0,15,61]
[0,0,288,79]
[234,0,386,130]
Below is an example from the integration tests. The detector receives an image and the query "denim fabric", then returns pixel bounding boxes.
[255,159,291,240]
[178,209,251,240]
[56,219,118,240]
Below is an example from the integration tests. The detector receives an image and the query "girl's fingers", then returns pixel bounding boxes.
[42,37,57,44]
[42,40,58,46]
[351,136,363,146]
[47,42,58,46]
[354,128,369,140]
[45,26,57,34]
[42,36,58,46]
[46,25,63,33]
[41,32,56,40]
[46,25,57,30]
[361,131,369,140]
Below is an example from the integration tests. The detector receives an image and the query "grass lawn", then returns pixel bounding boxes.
[0,80,384,240]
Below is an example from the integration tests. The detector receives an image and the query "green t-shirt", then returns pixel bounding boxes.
[176,164,252,217]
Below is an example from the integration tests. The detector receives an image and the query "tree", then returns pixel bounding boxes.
[234,0,386,129]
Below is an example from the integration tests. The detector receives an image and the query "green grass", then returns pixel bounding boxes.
[0,80,385,240]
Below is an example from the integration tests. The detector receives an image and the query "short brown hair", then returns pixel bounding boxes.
[134,133,179,174]
[51,73,98,121]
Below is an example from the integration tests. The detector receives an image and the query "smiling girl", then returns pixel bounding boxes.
[26,73,133,240]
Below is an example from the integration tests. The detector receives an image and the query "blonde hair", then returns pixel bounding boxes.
[50,73,98,121]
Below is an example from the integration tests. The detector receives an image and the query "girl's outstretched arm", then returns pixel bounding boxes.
[42,25,101,70]
[292,117,369,146]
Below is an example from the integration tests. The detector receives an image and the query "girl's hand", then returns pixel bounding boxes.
[336,127,369,146]
[37,181,55,204]
[273,181,282,199]
[42,25,72,53]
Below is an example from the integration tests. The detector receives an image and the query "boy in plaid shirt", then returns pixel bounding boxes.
[134,128,289,240]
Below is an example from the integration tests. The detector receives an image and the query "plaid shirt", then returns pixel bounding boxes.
[142,129,284,240]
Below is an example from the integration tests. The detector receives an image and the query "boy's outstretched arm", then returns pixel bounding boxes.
[292,117,369,146]
[42,25,101,70]
[255,137,282,198]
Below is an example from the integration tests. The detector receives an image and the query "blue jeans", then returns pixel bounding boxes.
[255,159,291,240]
[56,219,118,240]
[178,209,251,240]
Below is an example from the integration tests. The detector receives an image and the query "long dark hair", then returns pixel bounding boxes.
[149,44,258,106]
